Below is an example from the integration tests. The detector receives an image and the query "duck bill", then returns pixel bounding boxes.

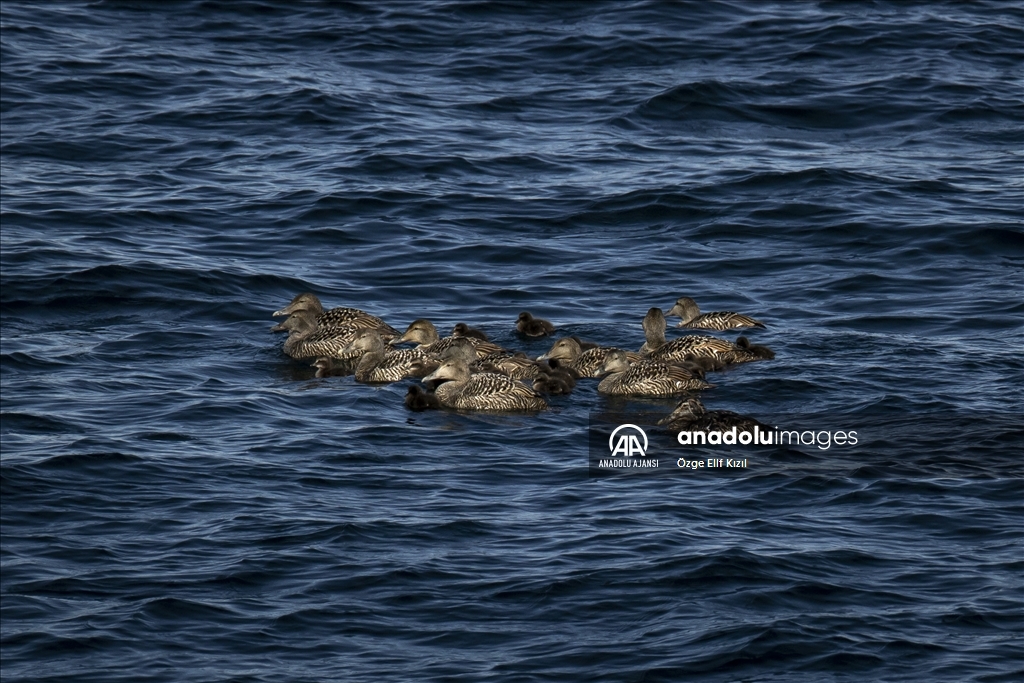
[270,321,288,332]
[666,304,684,318]
[422,367,441,383]
[535,353,550,361]
[272,304,296,317]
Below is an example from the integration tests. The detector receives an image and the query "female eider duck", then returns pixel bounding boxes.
[641,307,773,365]
[344,329,439,383]
[667,297,765,331]
[516,311,555,337]
[479,355,542,380]
[404,385,441,411]
[392,319,504,358]
[537,337,644,378]
[657,397,771,432]
[597,349,713,397]
[275,309,367,360]
[422,358,547,411]
[451,322,490,341]
[273,292,400,339]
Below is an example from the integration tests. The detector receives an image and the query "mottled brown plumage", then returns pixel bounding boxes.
[423,359,547,411]
[393,319,504,358]
[657,397,770,431]
[597,349,713,397]
[667,297,765,331]
[273,292,399,338]
[345,329,439,383]
[538,337,643,378]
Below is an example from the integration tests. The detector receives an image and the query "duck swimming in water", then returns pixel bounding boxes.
[344,329,439,383]
[734,336,775,361]
[541,358,578,389]
[667,297,765,331]
[404,385,441,411]
[392,319,504,359]
[478,352,545,380]
[516,311,555,337]
[640,307,773,365]
[422,358,547,411]
[657,397,771,432]
[451,322,490,341]
[273,292,400,339]
[313,356,356,377]
[596,349,713,397]
[533,372,574,395]
[275,309,366,360]
[639,307,669,355]
[537,337,644,378]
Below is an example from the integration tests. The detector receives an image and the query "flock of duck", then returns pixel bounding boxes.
[271,292,775,430]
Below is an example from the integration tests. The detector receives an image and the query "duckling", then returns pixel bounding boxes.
[516,311,555,337]
[542,358,578,389]
[657,397,771,432]
[681,353,728,373]
[345,329,439,383]
[538,337,644,378]
[667,297,765,331]
[404,385,441,411]
[312,356,356,377]
[733,335,776,361]
[533,372,573,395]
[392,319,504,358]
[275,309,365,360]
[596,349,713,397]
[422,359,547,411]
[273,292,399,339]
[451,322,490,341]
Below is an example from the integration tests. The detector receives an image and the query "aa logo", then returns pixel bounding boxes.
[609,424,648,458]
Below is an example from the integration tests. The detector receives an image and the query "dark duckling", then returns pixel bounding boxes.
[533,372,573,396]
[312,356,355,378]
[682,353,728,373]
[667,297,765,331]
[404,385,441,411]
[516,311,555,337]
[542,358,578,389]
[657,397,771,432]
[734,335,776,361]
[451,322,490,341]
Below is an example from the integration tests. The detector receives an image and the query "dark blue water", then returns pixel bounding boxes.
[2,2,1023,681]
